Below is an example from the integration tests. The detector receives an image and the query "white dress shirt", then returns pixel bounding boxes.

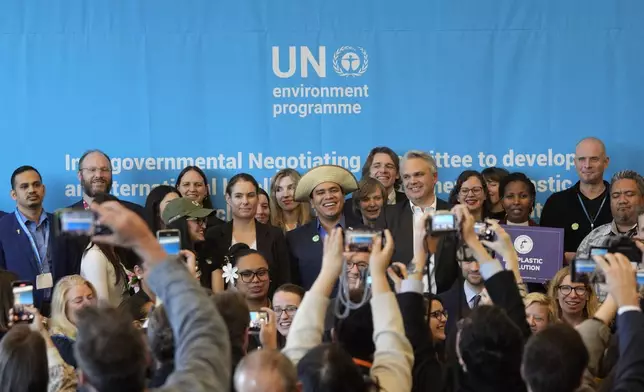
[463,281,483,309]
[410,197,438,293]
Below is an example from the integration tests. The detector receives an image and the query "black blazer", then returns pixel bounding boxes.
[342,190,408,223]
[375,198,458,294]
[205,220,291,296]
[438,280,471,344]
[286,214,364,291]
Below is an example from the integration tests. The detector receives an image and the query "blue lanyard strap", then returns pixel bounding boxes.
[577,192,607,230]
[14,209,49,272]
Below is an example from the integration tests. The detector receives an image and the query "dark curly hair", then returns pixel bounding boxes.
[458,306,524,385]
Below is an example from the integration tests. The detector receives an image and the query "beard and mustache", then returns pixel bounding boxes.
[82,176,113,197]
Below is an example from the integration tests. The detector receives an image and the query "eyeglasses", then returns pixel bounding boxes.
[273,305,298,318]
[187,217,207,225]
[429,309,448,320]
[558,285,588,296]
[346,261,369,271]
[239,268,270,283]
[80,167,111,174]
[459,186,483,196]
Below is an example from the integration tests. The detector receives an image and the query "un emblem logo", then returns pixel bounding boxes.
[333,46,368,77]
[514,235,534,255]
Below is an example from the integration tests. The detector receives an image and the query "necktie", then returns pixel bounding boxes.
[472,294,481,308]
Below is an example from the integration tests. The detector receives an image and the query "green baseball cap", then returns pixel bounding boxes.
[162,198,214,225]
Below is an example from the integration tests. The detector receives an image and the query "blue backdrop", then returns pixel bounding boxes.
[1,0,643,220]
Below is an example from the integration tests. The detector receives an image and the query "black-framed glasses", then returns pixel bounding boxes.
[558,285,588,296]
[273,305,298,318]
[186,217,207,225]
[346,261,369,271]
[429,309,448,320]
[239,268,270,283]
[459,186,483,196]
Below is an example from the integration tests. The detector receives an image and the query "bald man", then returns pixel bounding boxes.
[540,137,613,263]
[234,349,300,392]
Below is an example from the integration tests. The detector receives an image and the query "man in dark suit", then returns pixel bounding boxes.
[61,149,145,279]
[287,165,362,290]
[343,146,407,222]
[439,245,487,344]
[0,166,59,314]
[376,150,457,294]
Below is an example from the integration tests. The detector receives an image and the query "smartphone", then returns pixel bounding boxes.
[428,212,457,234]
[157,229,181,255]
[249,311,268,334]
[57,209,96,235]
[12,281,35,324]
[345,230,383,252]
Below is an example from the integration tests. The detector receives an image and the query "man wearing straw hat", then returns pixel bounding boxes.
[286,165,364,290]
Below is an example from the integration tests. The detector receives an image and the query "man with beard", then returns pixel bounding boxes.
[438,245,486,342]
[286,165,362,291]
[68,149,144,216]
[61,149,145,280]
[540,137,613,264]
[0,166,58,313]
[577,170,644,257]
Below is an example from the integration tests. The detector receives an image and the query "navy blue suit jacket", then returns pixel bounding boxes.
[0,212,61,309]
[286,214,364,291]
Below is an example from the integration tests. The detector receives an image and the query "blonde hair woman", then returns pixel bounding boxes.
[270,169,312,232]
[548,267,598,327]
[49,275,97,368]
[524,292,555,334]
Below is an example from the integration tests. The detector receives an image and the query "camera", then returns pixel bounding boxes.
[607,236,642,262]
[571,237,643,283]
[473,222,496,241]
[426,211,457,235]
[345,229,385,252]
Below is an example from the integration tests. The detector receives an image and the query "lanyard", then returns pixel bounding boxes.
[14,209,49,272]
[577,192,607,230]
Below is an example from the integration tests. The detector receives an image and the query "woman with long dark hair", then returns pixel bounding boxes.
[161,197,225,293]
[175,166,223,228]
[144,185,180,233]
[207,173,291,295]
[80,194,130,307]
[448,170,492,221]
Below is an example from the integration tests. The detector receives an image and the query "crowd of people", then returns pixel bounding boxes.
[0,136,643,392]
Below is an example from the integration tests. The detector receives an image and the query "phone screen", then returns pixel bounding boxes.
[590,247,609,257]
[13,283,34,306]
[157,230,181,255]
[249,311,268,332]
[60,210,95,234]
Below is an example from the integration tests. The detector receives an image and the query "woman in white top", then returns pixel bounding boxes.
[80,242,127,307]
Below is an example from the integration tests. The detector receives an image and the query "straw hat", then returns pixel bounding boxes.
[294,165,359,202]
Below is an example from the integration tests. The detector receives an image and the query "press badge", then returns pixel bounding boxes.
[36,273,53,290]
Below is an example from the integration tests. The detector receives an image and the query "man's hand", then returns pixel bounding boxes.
[452,205,477,245]
[90,201,167,267]
[259,308,278,350]
[593,252,639,308]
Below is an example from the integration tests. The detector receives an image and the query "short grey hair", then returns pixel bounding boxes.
[610,170,644,196]
[401,150,438,175]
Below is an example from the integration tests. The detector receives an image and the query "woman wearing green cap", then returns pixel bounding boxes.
[161,197,224,292]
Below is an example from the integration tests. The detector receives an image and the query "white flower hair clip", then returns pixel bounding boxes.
[222,259,239,286]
